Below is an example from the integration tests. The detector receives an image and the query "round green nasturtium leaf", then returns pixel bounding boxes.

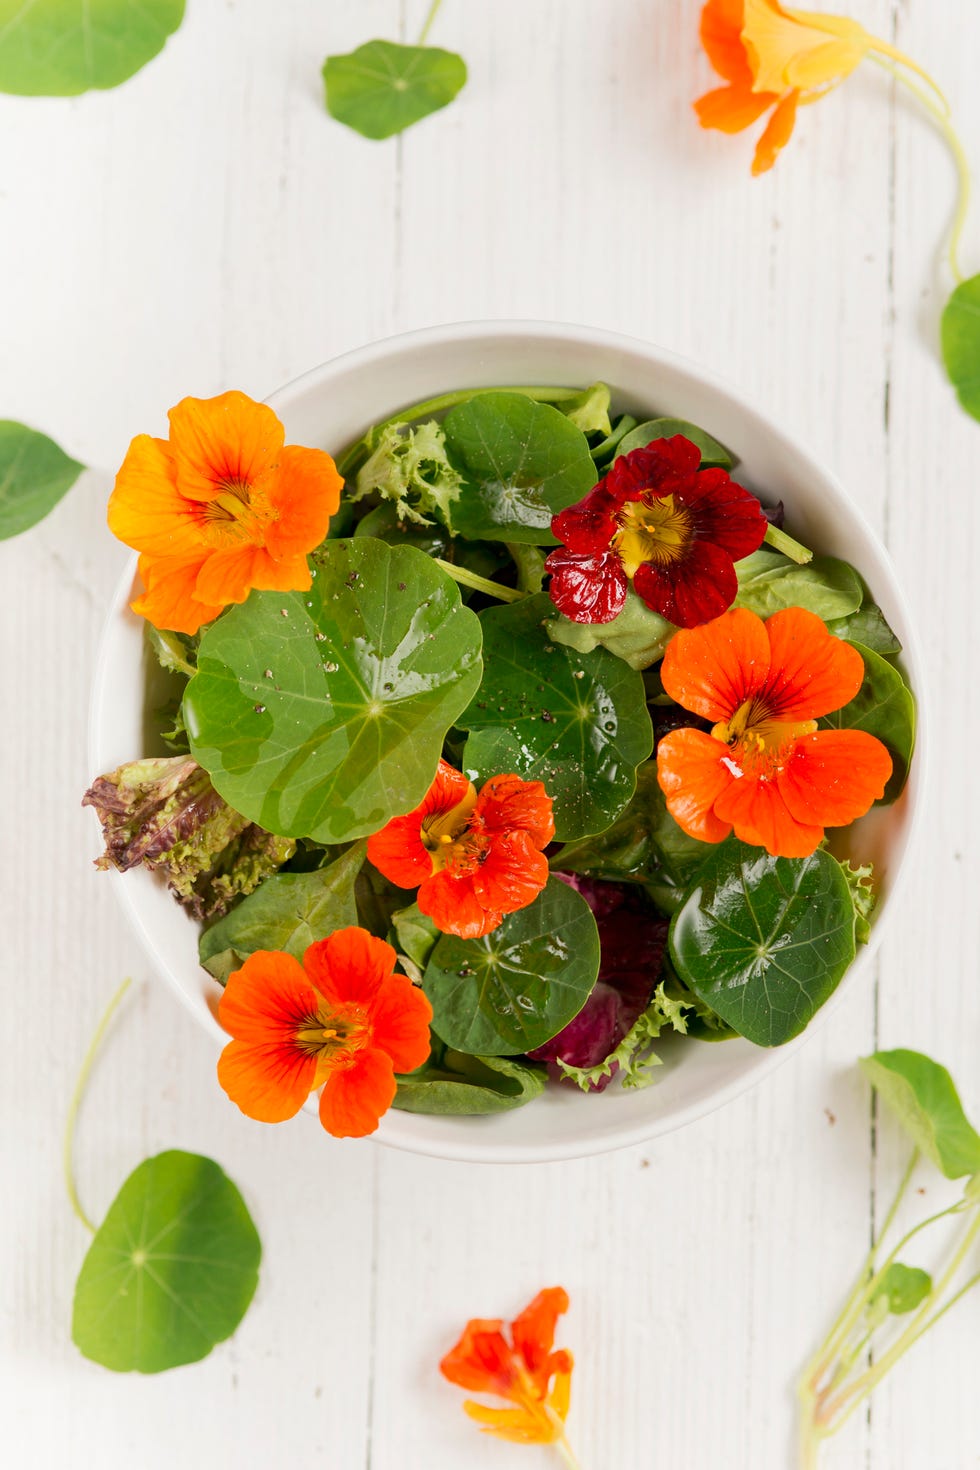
[871,1262,933,1316]
[0,421,84,539]
[322,40,467,141]
[669,840,857,1047]
[444,393,597,544]
[734,549,864,622]
[941,273,980,422]
[0,0,185,96]
[423,878,600,1056]
[72,1151,261,1374]
[199,843,365,984]
[394,1042,547,1115]
[458,593,653,841]
[184,539,482,846]
[859,1050,980,1180]
[616,416,733,469]
[818,641,915,803]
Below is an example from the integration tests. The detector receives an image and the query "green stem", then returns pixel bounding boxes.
[417,0,444,45]
[763,522,812,565]
[434,558,523,603]
[63,977,133,1234]
[868,52,971,283]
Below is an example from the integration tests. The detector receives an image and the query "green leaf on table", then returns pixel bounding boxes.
[547,588,676,671]
[72,1151,260,1373]
[616,416,734,469]
[458,593,653,841]
[941,273,980,422]
[199,842,366,984]
[870,1262,933,1316]
[322,40,466,140]
[444,393,597,544]
[818,641,915,803]
[669,839,857,1046]
[394,1039,546,1115]
[0,0,185,96]
[0,421,83,538]
[859,1050,980,1179]
[734,549,864,621]
[423,877,600,1056]
[184,539,482,846]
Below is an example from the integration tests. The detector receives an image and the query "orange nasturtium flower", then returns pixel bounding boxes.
[694,0,941,174]
[217,928,432,1139]
[367,760,555,940]
[440,1288,578,1463]
[108,390,342,635]
[656,606,892,858]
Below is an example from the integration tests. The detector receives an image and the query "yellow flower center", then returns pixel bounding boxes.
[294,1003,370,1082]
[712,697,816,779]
[200,477,275,548]
[612,493,692,578]
[421,784,488,875]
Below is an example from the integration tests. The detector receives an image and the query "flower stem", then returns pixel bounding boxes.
[434,558,524,602]
[417,0,444,46]
[763,522,813,564]
[63,977,133,1234]
[554,1433,584,1470]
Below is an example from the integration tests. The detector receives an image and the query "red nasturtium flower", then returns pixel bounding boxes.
[440,1288,577,1455]
[108,390,342,635]
[367,761,555,940]
[545,436,767,629]
[216,928,432,1139]
[657,606,892,858]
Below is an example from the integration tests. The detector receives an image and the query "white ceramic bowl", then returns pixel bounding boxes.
[89,321,926,1164]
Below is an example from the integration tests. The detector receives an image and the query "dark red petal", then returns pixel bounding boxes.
[606,436,702,500]
[632,540,737,628]
[545,546,628,624]
[551,481,621,553]
[678,469,768,560]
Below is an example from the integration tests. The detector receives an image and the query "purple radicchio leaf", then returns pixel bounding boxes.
[527,873,668,1090]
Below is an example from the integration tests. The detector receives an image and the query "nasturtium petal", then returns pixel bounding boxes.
[423,878,600,1056]
[0,0,185,96]
[199,843,366,984]
[322,40,467,140]
[669,839,857,1046]
[394,1043,547,1114]
[0,421,83,538]
[941,273,980,422]
[859,1050,980,1179]
[444,393,598,544]
[818,641,915,803]
[183,539,482,845]
[734,549,864,621]
[72,1151,261,1373]
[616,416,733,469]
[458,593,653,841]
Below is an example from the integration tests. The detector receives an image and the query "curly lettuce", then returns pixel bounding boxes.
[352,419,463,531]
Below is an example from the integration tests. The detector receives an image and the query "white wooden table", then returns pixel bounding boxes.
[3,2,978,1466]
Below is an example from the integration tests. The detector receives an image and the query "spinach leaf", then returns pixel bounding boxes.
[423,878,600,1055]
[184,540,482,845]
[547,589,676,671]
[391,901,441,972]
[734,549,864,621]
[459,594,653,841]
[444,393,597,543]
[860,1050,980,1179]
[0,421,83,538]
[322,40,466,140]
[199,843,366,983]
[394,1042,546,1114]
[941,273,980,422]
[616,416,734,469]
[819,641,915,802]
[0,0,184,95]
[826,602,901,658]
[72,1151,260,1373]
[669,839,857,1046]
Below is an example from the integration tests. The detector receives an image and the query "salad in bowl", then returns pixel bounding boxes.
[85,323,920,1162]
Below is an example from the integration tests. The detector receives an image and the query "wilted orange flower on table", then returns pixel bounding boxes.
[694,0,935,174]
[108,390,342,635]
[440,1287,577,1459]
[367,760,555,940]
[657,606,892,858]
[217,927,432,1139]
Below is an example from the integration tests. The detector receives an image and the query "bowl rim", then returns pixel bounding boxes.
[89,318,929,1164]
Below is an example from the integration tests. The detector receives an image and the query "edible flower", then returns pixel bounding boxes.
[656,606,892,857]
[216,928,432,1138]
[440,1287,578,1459]
[545,436,767,628]
[694,0,952,175]
[108,390,342,635]
[367,761,554,940]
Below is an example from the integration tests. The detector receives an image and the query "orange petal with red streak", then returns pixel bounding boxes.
[418,871,501,939]
[713,772,824,856]
[168,391,285,502]
[369,974,433,1074]
[475,774,555,846]
[661,608,771,721]
[318,1047,396,1137]
[762,607,865,720]
[264,444,342,559]
[472,831,550,917]
[778,728,892,827]
[108,434,202,558]
[304,927,398,1009]
[217,1037,316,1123]
[131,552,225,635]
